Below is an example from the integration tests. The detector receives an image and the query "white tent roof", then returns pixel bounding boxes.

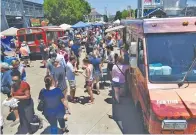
[105,25,125,33]
[98,21,106,24]
[113,19,120,24]
[59,24,71,30]
[1,27,19,36]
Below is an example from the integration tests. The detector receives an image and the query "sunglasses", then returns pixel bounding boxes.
[12,79,19,83]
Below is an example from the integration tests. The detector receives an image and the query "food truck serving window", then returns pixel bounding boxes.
[146,32,196,83]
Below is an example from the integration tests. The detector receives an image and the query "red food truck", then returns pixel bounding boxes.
[16,26,65,54]
[121,17,196,134]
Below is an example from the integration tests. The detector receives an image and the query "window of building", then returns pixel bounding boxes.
[138,38,146,76]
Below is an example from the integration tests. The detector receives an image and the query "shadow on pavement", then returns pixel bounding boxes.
[104,98,113,104]
[40,126,64,134]
[112,95,145,134]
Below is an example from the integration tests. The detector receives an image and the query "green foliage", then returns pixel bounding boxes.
[114,11,122,20]
[121,10,129,19]
[43,0,91,25]
[103,15,108,22]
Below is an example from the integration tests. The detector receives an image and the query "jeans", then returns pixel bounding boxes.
[45,115,65,134]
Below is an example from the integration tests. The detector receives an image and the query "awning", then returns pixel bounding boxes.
[113,19,120,24]
[1,27,19,36]
[59,24,72,30]
[105,25,125,33]
[71,21,90,28]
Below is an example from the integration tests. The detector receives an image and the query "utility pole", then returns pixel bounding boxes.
[137,0,141,18]
[105,7,108,17]
[141,0,144,17]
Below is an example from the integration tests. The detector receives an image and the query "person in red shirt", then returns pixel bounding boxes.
[11,70,36,134]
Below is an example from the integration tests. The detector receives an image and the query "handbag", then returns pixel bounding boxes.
[37,89,45,112]
[6,111,16,121]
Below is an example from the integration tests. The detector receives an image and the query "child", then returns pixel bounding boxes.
[80,58,94,104]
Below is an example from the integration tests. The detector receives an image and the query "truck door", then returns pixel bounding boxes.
[136,38,150,122]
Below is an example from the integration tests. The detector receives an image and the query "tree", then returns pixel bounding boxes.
[103,15,108,22]
[114,11,122,20]
[121,10,129,19]
[131,9,135,18]
[43,0,91,25]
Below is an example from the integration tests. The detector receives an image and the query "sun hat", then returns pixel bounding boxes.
[1,62,11,69]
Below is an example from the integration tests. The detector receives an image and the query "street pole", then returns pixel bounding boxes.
[141,0,144,17]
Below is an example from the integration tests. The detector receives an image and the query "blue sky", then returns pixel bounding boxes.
[87,0,196,15]
[37,0,196,15]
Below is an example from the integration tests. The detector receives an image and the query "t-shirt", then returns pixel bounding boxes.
[57,54,67,69]
[12,81,30,96]
[66,62,75,81]
[46,59,54,76]
[20,47,29,56]
[39,43,45,54]
[38,88,65,116]
[53,66,67,90]
[89,57,101,72]
[71,44,80,57]
[112,65,128,83]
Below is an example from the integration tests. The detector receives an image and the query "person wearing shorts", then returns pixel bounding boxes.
[52,57,70,113]
[111,56,128,104]
[81,58,94,104]
[19,42,30,67]
[66,56,77,102]
[89,54,102,95]
[106,46,115,81]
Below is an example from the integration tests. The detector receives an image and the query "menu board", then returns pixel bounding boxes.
[30,18,41,27]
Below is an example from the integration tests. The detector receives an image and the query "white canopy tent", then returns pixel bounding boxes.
[1,27,19,36]
[59,24,72,30]
[113,19,120,24]
[105,25,125,33]
[98,21,106,24]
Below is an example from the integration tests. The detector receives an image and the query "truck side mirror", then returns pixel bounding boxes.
[129,42,137,68]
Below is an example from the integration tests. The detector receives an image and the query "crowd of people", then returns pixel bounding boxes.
[1,26,129,134]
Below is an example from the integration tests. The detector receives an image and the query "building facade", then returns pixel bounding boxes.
[137,0,187,18]
[1,0,44,31]
[88,8,103,22]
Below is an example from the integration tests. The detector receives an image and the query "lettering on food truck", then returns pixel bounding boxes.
[156,100,179,104]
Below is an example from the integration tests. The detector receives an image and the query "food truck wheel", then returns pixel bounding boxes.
[137,103,149,134]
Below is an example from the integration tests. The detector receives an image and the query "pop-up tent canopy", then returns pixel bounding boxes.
[1,27,18,36]
[92,22,103,26]
[59,24,72,30]
[105,25,125,33]
[71,21,90,28]
[113,19,120,24]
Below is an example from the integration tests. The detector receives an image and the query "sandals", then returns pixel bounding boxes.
[89,98,95,104]
[97,90,100,95]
